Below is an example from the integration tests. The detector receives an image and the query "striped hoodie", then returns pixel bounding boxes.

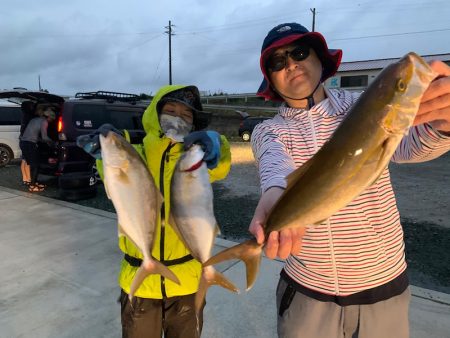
[251,87,450,301]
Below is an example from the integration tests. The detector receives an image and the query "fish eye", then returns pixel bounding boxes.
[396,79,407,92]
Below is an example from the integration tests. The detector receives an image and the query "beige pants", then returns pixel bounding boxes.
[276,279,410,338]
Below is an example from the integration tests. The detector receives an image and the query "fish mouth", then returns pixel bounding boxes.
[407,52,437,83]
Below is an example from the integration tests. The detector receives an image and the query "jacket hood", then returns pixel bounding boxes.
[142,84,190,137]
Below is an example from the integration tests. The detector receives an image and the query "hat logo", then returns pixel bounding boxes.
[277,25,291,33]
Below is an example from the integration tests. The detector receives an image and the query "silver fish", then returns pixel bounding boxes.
[171,144,239,313]
[100,131,180,300]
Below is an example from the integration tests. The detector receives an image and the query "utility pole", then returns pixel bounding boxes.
[38,75,42,91]
[165,20,175,85]
[310,8,316,32]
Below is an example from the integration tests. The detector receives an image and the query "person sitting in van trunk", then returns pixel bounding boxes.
[19,101,36,186]
[77,84,231,338]
[20,107,56,192]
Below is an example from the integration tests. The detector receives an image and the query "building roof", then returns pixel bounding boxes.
[338,53,450,72]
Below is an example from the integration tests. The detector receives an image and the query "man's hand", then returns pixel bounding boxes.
[184,131,221,169]
[414,60,450,134]
[249,187,306,260]
[76,124,122,159]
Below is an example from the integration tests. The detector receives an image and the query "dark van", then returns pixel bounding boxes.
[0,90,148,200]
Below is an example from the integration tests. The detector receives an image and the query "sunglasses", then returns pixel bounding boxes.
[265,45,310,72]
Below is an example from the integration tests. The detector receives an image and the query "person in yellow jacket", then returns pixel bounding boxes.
[77,85,231,338]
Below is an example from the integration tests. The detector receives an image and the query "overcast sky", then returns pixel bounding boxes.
[1,0,449,96]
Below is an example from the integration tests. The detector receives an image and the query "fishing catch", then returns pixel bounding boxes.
[100,131,180,300]
[205,52,437,290]
[171,144,239,313]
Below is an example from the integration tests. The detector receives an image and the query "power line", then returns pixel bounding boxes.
[175,11,310,35]
[329,27,450,42]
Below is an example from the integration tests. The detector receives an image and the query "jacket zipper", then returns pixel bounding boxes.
[159,143,174,298]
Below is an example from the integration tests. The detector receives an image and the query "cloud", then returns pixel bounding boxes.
[0,0,449,95]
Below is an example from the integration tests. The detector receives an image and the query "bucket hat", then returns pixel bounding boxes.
[257,23,342,101]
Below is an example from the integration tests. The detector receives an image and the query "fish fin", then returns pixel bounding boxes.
[195,266,239,315]
[285,159,314,188]
[214,223,221,236]
[117,168,130,184]
[376,136,398,173]
[118,223,126,237]
[168,213,177,230]
[364,136,398,187]
[204,239,263,291]
[107,166,130,185]
[129,257,181,299]
[167,213,190,249]
[156,189,164,210]
[104,183,112,200]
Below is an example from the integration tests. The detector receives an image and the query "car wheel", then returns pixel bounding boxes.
[0,144,13,167]
[59,185,97,201]
[241,131,251,142]
[58,172,97,190]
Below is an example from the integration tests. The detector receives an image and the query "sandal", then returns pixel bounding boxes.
[36,183,46,189]
[28,184,45,192]
[22,181,31,186]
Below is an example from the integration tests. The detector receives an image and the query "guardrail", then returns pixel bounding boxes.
[203,104,278,113]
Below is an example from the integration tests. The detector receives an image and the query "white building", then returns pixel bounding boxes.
[325,53,450,92]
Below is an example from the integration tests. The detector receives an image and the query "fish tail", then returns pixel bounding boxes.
[203,239,263,291]
[129,257,181,300]
[194,265,239,314]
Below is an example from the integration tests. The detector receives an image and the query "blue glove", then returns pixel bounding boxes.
[184,131,221,169]
[76,124,122,159]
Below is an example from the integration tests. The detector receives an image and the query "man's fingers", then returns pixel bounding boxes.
[264,231,279,259]
[278,230,292,259]
[255,225,265,244]
[290,227,306,255]
[429,60,450,77]
[417,92,450,116]
[414,105,450,127]
[420,78,450,105]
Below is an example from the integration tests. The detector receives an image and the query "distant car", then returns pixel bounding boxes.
[238,116,271,142]
[0,90,148,200]
[0,100,22,166]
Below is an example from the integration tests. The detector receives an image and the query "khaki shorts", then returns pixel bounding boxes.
[276,278,410,338]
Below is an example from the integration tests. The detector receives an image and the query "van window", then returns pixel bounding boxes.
[108,108,143,130]
[72,104,106,130]
[0,106,21,125]
[72,104,143,130]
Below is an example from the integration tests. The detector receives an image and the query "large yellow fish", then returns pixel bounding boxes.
[205,52,437,290]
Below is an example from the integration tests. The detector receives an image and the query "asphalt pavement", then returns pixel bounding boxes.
[1,186,449,338]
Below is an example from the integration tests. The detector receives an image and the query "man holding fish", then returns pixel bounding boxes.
[249,23,450,337]
[78,85,231,338]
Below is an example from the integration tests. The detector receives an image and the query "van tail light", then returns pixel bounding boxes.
[239,120,244,128]
[57,116,63,132]
[58,116,67,140]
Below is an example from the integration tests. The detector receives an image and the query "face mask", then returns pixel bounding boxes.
[159,114,193,142]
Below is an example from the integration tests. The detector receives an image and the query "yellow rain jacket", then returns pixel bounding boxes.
[111,85,231,299]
